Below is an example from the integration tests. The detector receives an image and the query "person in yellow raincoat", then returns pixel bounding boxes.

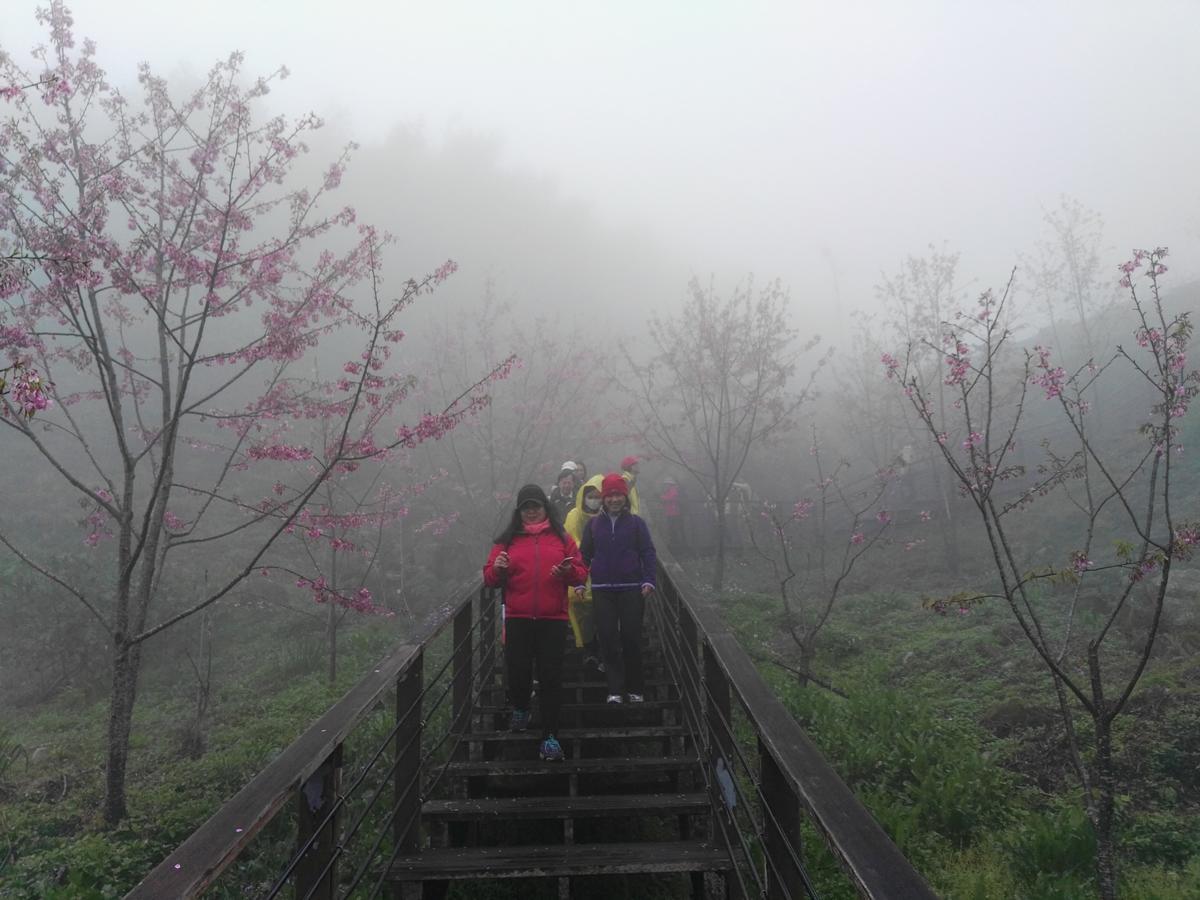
[563,474,604,667]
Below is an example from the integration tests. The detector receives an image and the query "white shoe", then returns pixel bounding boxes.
[627,693,644,703]
[606,694,623,704]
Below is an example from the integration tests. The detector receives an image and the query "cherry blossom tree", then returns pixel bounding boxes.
[887,250,1198,900]
[0,4,508,824]
[749,431,919,692]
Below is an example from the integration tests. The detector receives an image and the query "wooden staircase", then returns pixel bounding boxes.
[131,577,939,900]
[387,642,731,898]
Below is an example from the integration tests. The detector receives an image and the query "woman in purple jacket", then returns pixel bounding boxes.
[577,473,657,703]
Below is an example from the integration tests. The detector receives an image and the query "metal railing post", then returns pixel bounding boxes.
[294,745,342,900]
[761,741,804,900]
[703,641,745,900]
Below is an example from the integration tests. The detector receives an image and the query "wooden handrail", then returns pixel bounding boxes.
[126,580,479,899]
[658,556,938,899]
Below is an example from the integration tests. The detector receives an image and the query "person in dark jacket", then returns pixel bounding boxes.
[547,460,578,520]
[483,484,588,760]
[578,473,656,703]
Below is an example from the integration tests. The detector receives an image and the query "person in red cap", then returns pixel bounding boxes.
[620,455,641,516]
[578,473,657,703]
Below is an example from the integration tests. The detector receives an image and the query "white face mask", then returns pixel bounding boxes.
[584,496,602,512]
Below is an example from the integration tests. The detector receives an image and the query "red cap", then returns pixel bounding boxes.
[601,473,629,497]
[621,455,639,470]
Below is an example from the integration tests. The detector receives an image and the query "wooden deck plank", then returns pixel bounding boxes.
[387,840,730,880]
[422,792,708,820]
[442,755,698,777]
[465,726,685,743]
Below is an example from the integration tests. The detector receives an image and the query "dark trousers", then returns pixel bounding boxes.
[505,618,567,737]
[594,589,645,696]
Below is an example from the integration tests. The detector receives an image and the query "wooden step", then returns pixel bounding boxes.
[388,840,730,881]
[492,678,674,691]
[421,792,708,821]
[466,726,686,743]
[443,755,698,778]
[476,699,679,715]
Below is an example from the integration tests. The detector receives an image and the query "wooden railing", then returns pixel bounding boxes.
[653,555,937,899]
[127,578,492,899]
[130,561,936,899]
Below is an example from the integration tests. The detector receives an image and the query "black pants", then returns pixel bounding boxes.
[505,618,567,737]
[594,589,645,696]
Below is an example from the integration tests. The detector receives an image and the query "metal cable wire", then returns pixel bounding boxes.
[263,592,496,898]
[364,644,505,899]
[649,594,769,899]
[652,587,820,899]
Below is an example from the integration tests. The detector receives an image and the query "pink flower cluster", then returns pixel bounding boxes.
[432,259,458,284]
[943,338,970,386]
[0,325,33,350]
[163,511,188,532]
[1118,247,1169,289]
[295,576,382,614]
[1031,345,1067,400]
[9,368,51,417]
[880,352,900,379]
[247,443,313,462]
[83,488,113,547]
[1070,551,1093,577]
[791,498,815,520]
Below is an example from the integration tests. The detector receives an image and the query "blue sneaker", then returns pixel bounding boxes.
[510,708,530,732]
[539,735,564,761]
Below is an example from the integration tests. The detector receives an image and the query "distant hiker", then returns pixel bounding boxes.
[483,484,588,761]
[564,474,605,668]
[620,455,642,515]
[659,476,688,558]
[579,473,657,703]
[548,460,579,519]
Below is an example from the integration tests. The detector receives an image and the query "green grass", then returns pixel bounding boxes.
[0,614,403,899]
[717,571,1200,900]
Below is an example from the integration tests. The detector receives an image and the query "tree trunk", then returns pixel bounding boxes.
[102,637,142,825]
[327,601,338,684]
[712,503,727,593]
[1092,716,1119,900]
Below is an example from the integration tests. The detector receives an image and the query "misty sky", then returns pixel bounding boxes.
[7,0,1200,319]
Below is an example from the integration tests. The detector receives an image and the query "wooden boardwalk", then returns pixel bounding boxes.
[129,568,938,900]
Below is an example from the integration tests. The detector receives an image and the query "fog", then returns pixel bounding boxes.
[8,0,1200,333]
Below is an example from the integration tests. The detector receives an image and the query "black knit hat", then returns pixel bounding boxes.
[516,483,549,509]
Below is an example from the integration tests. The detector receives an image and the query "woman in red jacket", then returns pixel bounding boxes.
[483,484,588,761]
